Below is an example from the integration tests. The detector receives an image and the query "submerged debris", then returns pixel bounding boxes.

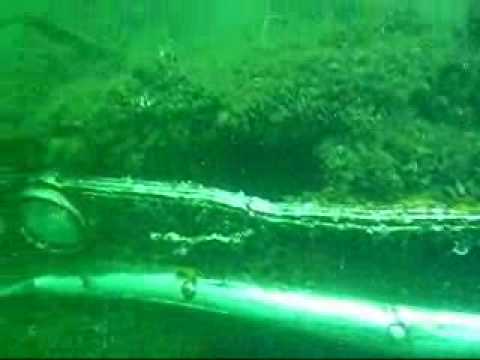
[0,15,116,60]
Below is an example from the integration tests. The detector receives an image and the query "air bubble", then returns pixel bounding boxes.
[452,240,470,256]
[181,279,196,301]
[388,323,407,340]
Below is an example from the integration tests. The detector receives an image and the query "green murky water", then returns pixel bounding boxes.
[1,1,480,358]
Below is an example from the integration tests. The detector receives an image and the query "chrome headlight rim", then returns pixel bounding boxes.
[19,185,86,254]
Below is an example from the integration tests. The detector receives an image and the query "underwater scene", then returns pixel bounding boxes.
[1,0,480,358]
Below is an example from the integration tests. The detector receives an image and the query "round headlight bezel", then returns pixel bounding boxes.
[19,185,86,254]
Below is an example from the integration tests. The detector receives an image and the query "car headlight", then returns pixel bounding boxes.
[19,186,86,253]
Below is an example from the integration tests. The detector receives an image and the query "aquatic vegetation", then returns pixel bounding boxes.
[25,8,480,205]
[314,140,404,200]
[4,4,480,359]
[414,52,480,129]
[377,7,431,36]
